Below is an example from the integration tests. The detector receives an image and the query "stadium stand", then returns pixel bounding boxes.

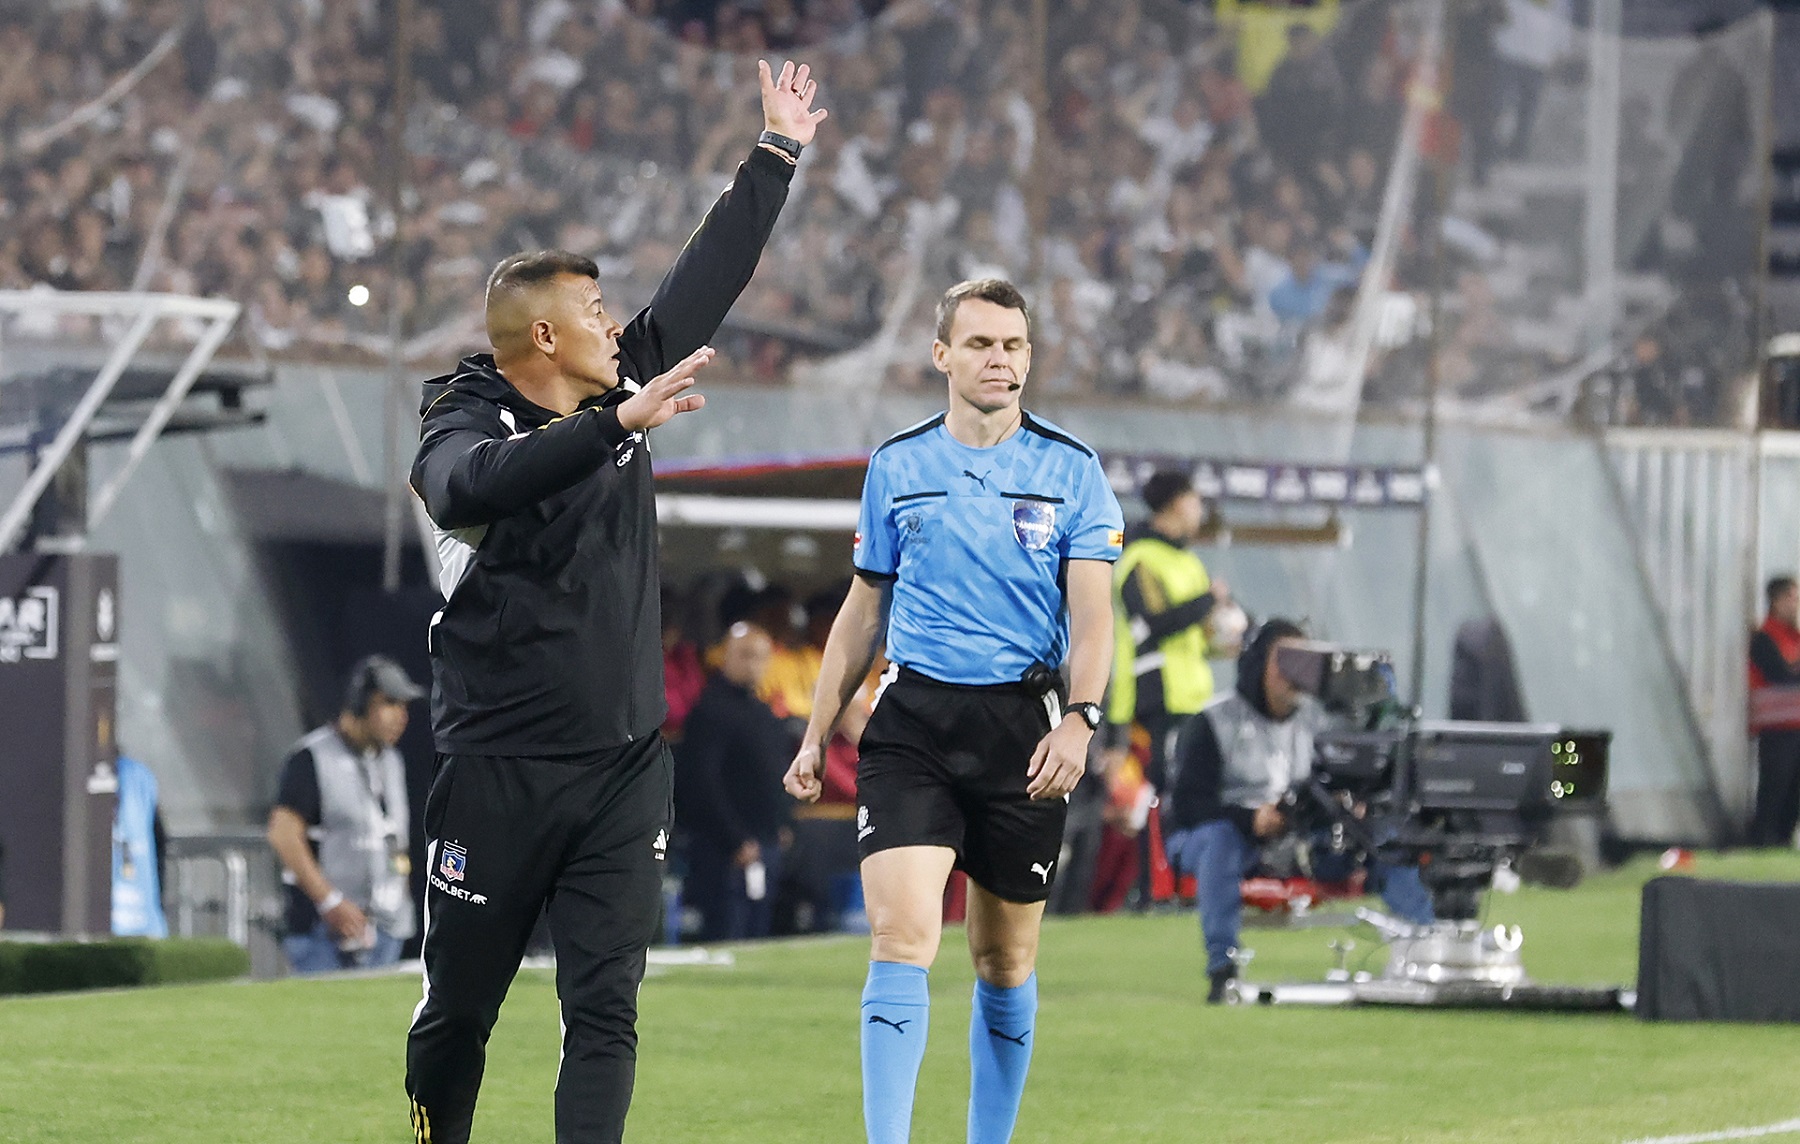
[0,0,1768,422]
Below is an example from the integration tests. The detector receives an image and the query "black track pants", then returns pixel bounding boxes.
[405,736,672,1144]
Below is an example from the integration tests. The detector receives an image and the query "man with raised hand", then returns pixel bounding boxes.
[405,60,825,1144]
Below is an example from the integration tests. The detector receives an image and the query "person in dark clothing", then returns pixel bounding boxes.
[1749,576,1800,848]
[1666,37,1753,277]
[1257,25,1345,186]
[402,61,827,1144]
[1449,0,1506,188]
[1448,616,1527,723]
[1163,621,1432,1003]
[677,623,797,941]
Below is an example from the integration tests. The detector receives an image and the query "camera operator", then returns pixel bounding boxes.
[1163,621,1433,1002]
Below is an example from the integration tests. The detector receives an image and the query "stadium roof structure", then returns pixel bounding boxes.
[0,291,246,553]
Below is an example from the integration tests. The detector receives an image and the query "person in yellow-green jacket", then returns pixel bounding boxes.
[1105,470,1230,909]
[1106,469,1230,798]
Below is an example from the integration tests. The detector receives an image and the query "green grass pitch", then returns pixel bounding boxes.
[2,852,1797,1142]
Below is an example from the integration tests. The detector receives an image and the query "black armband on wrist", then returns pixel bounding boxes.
[758,129,803,161]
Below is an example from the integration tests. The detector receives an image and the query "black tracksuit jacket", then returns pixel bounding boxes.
[410,145,794,757]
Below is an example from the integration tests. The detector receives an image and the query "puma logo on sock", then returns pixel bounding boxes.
[988,1026,1029,1047]
[867,1014,911,1033]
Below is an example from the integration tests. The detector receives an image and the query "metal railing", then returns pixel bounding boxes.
[161,830,275,957]
[1604,428,1757,823]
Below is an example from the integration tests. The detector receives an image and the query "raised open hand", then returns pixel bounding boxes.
[617,345,712,432]
[759,59,827,146]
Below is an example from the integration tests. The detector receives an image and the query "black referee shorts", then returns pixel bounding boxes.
[856,667,1066,904]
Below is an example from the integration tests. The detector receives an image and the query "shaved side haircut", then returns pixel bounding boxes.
[484,250,599,352]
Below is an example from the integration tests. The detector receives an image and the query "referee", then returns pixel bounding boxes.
[784,279,1123,1144]
[405,62,825,1144]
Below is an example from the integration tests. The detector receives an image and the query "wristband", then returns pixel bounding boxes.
[317,889,344,914]
[758,129,803,161]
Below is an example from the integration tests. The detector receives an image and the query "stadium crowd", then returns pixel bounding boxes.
[0,0,1759,418]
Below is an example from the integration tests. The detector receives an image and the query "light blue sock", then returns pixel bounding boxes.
[967,973,1037,1144]
[862,961,930,1144]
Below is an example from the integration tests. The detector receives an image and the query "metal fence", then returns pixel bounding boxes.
[1601,427,1800,829]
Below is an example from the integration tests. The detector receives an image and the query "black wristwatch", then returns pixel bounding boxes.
[1066,702,1104,732]
[758,129,803,161]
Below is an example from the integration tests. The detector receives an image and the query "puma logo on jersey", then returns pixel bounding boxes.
[1031,861,1055,884]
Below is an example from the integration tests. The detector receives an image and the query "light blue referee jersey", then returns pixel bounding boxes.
[854,412,1125,685]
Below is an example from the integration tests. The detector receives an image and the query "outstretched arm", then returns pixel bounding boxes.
[617,59,828,380]
[412,347,714,529]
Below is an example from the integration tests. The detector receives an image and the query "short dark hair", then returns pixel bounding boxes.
[1769,576,1797,609]
[1141,469,1195,514]
[934,277,1030,344]
[486,250,598,300]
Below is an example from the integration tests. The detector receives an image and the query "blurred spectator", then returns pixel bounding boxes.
[1749,576,1800,849]
[112,754,170,938]
[760,580,850,722]
[749,583,809,720]
[266,655,422,973]
[1665,33,1754,278]
[777,666,869,934]
[1268,240,1365,328]
[1494,0,1572,163]
[675,622,797,941]
[1449,0,1506,187]
[1626,334,1681,425]
[662,583,707,740]
[1257,25,1345,189]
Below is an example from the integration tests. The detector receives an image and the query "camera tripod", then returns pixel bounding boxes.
[1224,896,1631,1012]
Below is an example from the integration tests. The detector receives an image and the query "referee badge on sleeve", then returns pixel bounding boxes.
[1012,500,1056,551]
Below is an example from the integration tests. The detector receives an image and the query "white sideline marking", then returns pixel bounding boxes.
[1623,1118,1800,1144]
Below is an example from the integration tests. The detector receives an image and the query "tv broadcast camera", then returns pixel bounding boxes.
[1231,642,1624,1010]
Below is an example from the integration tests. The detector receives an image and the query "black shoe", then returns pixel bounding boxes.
[1207,967,1235,1004]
